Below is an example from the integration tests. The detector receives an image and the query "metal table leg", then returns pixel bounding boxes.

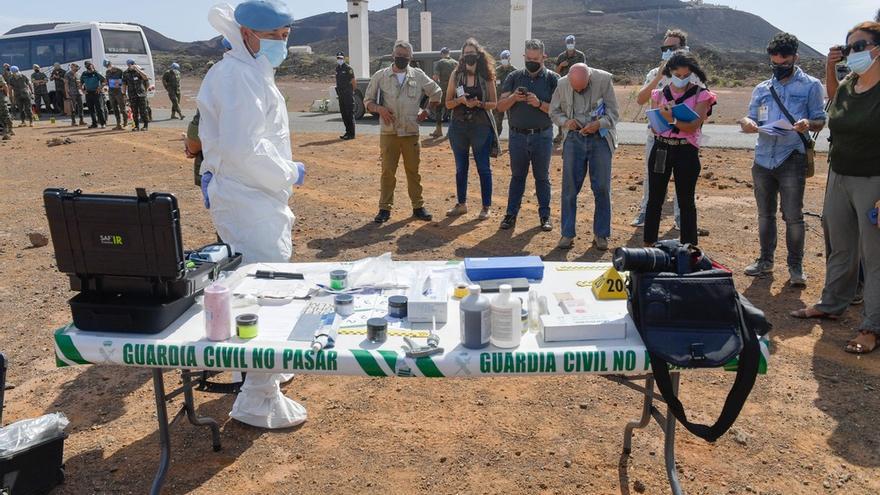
[664,372,682,495]
[150,369,171,495]
[180,370,222,452]
[623,375,655,454]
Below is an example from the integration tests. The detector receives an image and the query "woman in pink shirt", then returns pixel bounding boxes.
[644,51,717,246]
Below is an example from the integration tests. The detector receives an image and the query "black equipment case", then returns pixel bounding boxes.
[0,353,68,495]
[43,188,241,333]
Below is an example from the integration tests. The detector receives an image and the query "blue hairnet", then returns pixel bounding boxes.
[103,59,111,67]
[234,0,294,31]
[126,59,135,65]
[10,66,18,73]
[221,38,233,50]
[171,63,180,70]
[500,50,511,58]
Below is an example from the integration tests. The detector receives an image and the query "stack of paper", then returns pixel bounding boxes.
[758,119,795,137]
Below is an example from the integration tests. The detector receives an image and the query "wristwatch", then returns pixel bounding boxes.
[671,118,678,126]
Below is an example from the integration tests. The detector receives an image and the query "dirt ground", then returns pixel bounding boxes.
[0,122,877,495]
[156,77,754,125]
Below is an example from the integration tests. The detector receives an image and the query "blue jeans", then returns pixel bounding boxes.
[449,119,493,207]
[751,153,806,268]
[506,127,553,218]
[561,132,613,238]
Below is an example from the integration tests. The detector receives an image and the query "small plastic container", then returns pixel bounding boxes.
[204,284,232,341]
[490,285,522,348]
[235,313,259,339]
[388,295,408,319]
[366,318,388,343]
[334,294,354,317]
[330,270,348,290]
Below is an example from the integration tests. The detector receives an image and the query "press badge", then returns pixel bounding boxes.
[758,104,769,122]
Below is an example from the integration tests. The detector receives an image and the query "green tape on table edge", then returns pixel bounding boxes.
[350,349,387,377]
[54,327,91,365]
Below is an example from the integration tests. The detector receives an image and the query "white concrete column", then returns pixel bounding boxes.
[509,0,533,68]
[396,8,409,43]
[346,0,370,79]
[420,11,432,52]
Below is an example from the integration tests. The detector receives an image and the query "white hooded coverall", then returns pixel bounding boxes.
[197,3,306,429]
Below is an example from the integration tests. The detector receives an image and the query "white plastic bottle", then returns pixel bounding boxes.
[490,285,522,348]
[460,285,491,349]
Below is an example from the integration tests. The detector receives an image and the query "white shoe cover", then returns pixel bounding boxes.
[230,373,307,429]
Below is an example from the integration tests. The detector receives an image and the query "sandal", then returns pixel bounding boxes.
[845,331,879,354]
[789,307,839,320]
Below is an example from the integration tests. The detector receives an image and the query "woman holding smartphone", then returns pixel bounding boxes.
[791,21,880,355]
[644,51,716,246]
[445,38,498,220]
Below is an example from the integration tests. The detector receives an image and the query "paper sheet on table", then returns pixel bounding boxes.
[232,277,311,299]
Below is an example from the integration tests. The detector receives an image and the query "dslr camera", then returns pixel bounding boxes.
[613,240,712,275]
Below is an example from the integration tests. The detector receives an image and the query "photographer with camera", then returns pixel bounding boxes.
[444,38,498,220]
[643,51,716,247]
[791,21,880,355]
[738,33,826,287]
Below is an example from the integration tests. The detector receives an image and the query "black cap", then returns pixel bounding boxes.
[336,51,345,58]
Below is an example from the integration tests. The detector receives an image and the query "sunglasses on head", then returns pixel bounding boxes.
[660,45,679,53]
[840,39,876,57]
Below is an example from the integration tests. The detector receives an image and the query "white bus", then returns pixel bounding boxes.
[0,22,155,97]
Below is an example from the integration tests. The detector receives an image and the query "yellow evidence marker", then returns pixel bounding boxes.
[591,266,628,300]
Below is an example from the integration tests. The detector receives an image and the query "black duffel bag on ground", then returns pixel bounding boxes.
[617,242,772,442]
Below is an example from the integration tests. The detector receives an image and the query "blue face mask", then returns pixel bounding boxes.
[846,49,876,75]
[670,75,690,88]
[257,38,288,67]
[661,50,674,62]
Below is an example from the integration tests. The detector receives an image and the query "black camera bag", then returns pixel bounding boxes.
[628,267,771,442]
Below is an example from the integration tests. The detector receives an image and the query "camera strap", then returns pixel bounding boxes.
[649,295,761,442]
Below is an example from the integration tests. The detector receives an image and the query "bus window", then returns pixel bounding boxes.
[101,30,146,55]
[32,37,64,67]
[0,39,29,68]
[65,37,84,61]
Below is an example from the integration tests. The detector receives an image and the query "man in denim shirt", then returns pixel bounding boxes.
[739,33,826,287]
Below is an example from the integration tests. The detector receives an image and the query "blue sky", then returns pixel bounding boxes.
[1,1,877,55]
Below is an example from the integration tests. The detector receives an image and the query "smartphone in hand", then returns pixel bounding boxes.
[869,207,879,226]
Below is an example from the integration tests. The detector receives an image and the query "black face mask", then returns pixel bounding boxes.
[771,63,794,80]
[394,57,410,70]
[462,54,478,66]
[525,61,542,73]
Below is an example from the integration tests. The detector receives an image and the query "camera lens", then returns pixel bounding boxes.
[613,247,672,273]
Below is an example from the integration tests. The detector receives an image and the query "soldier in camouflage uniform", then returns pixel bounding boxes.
[431,47,458,137]
[122,59,150,131]
[162,62,185,120]
[0,77,13,140]
[8,66,33,127]
[494,49,518,135]
[103,60,128,129]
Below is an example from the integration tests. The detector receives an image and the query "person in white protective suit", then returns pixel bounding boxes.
[197,0,307,429]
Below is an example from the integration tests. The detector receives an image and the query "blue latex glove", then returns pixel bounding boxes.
[293,162,305,186]
[201,171,212,209]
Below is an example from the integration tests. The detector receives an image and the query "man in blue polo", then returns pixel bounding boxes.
[739,32,826,287]
[495,39,559,232]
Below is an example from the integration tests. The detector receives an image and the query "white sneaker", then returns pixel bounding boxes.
[478,207,491,220]
[446,203,468,217]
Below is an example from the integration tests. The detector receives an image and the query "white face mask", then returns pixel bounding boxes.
[501,59,510,66]
[337,59,344,66]
[670,75,690,88]
[566,43,575,51]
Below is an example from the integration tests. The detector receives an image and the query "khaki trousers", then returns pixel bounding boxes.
[379,134,424,210]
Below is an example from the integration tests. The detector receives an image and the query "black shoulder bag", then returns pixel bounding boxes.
[627,251,772,442]
[768,85,816,178]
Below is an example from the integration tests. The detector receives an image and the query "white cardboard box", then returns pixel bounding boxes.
[540,313,628,342]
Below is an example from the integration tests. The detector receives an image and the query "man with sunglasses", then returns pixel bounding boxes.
[738,33,826,287]
[631,29,688,230]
